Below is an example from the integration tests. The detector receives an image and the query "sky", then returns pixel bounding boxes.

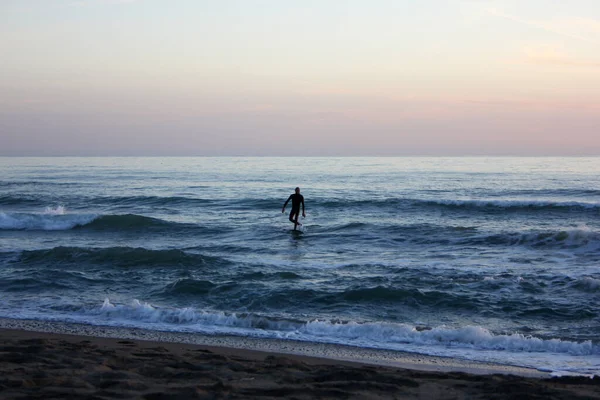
[1,0,599,156]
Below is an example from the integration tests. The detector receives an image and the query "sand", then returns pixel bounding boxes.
[0,322,598,399]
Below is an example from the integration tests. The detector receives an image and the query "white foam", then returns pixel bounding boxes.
[44,205,67,215]
[96,299,301,331]
[3,299,598,375]
[301,321,595,356]
[0,208,97,230]
[86,299,597,357]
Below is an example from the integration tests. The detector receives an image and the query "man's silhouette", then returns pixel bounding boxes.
[282,187,305,231]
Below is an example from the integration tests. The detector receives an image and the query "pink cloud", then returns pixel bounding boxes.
[522,45,600,69]
[488,8,599,43]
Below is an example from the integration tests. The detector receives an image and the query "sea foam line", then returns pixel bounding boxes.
[83,299,597,356]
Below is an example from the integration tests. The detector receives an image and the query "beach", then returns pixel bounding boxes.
[1,324,599,400]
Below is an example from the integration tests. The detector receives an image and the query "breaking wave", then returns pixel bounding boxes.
[0,208,97,230]
[0,209,203,232]
[74,299,597,356]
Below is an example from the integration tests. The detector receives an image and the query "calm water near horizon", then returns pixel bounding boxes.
[1,157,599,376]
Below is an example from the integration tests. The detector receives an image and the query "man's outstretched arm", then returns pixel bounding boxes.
[282,195,292,212]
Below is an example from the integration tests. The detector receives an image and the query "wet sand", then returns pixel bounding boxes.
[1,323,599,399]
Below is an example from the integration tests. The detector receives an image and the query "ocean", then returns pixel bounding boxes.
[1,157,599,376]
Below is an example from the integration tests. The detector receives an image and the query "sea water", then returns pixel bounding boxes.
[1,157,599,376]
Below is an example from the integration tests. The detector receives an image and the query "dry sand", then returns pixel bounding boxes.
[0,326,599,399]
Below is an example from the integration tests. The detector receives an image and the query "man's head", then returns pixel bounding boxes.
[295,187,300,194]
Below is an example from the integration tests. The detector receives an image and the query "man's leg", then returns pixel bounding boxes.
[289,210,301,230]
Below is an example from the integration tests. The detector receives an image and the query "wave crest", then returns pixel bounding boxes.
[420,198,600,211]
[463,228,600,250]
[574,277,600,292]
[0,210,201,232]
[0,210,97,230]
[18,246,230,268]
[86,299,598,356]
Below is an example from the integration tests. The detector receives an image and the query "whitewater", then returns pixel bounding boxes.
[0,157,599,376]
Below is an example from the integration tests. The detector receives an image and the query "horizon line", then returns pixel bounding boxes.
[1,155,599,158]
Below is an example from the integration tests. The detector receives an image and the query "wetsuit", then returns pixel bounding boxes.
[283,193,304,224]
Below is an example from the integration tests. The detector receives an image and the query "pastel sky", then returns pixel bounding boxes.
[1,0,599,156]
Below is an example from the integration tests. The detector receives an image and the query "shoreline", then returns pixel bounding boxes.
[0,317,550,377]
[1,321,599,399]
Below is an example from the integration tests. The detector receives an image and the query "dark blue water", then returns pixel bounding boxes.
[1,157,599,375]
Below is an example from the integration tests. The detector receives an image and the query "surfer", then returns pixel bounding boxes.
[282,187,305,230]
